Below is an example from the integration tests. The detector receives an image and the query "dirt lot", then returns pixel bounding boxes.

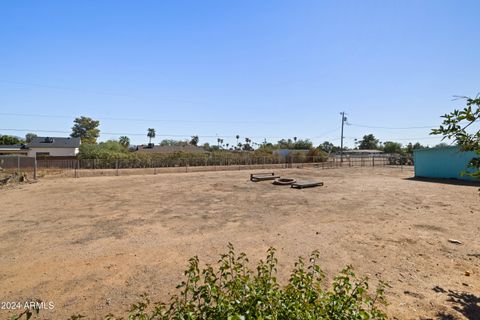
[0,167,479,319]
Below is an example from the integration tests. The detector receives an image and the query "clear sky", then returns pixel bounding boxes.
[1,0,479,147]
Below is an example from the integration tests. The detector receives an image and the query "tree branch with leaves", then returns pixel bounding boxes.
[431,96,480,179]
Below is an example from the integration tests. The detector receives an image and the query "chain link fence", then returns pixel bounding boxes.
[20,154,412,178]
[0,156,37,180]
[1,154,413,179]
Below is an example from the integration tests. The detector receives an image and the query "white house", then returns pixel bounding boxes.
[26,137,81,158]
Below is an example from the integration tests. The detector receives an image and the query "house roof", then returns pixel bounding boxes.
[0,144,26,151]
[137,145,208,153]
[27,137,81,148]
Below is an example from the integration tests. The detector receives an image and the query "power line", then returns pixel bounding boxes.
[330,136,442,141]
[0,127,447,145]
[312,127,340,138]
[383,136,442,141]
[0,80,133,98]
[0,128,292,140]
[0,112,277,125]
[348,123,437,130]
[0,128,230,138]
[0,80,321,111]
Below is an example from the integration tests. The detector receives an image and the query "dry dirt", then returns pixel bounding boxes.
[0,167,479,319]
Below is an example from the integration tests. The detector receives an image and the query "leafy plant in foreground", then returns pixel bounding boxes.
[15,245,388,319]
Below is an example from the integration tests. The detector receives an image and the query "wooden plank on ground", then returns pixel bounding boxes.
[250,173,279,182]
[291,181,324,189]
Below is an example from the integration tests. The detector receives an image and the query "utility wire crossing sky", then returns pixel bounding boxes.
[1,1,479,147]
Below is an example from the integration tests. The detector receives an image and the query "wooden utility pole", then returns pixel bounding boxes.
[340,112,347,162]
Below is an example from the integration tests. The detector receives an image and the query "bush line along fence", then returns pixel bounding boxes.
[0,154,412,179]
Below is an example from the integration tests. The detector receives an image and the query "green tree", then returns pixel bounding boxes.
[147,128,156,144]
[202,142,211,151]
[432,96,480,179]
[434,142,450,148]
[25,133,37,143]
[78,140,129,160]
[277,138,294,149]
[383,141,403,154]
[243,137,253,151]
[405,142,425,154]
[293,139,313,150]
[190,135,199,146]
[306,147,329,162]
[358,134,380,150]
[71,116,100,144]
[0,135,24,145]
[257,139,276,152]
[118,136,130,148]
[319,141,340,153]
[160,139,187,146]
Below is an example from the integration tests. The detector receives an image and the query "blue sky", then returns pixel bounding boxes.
[1,0,479,147]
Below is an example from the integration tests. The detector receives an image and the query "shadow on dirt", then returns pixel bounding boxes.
[404,176,480,187]
[433,286,480,320]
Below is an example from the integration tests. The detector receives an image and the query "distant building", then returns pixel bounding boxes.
[136,144,208,154]
[26,137,81,158]
[0,144,28,156]
[413,146,478,181]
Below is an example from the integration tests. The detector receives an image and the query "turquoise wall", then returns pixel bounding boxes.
[413,146,478,181]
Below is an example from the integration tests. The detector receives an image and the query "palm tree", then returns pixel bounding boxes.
[294,137,297,143]
[147,128,156,144]
[119,136,130,148]
[236,135,240,145]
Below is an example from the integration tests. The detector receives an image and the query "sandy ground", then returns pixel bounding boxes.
[0,167,479,319]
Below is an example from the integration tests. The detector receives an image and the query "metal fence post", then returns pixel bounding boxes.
[33,158,37,180]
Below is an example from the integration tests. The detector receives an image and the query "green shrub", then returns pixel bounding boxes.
[306,148,329,162]
[115,245,387,319]
[287,151,307,163]
[15,245,388,319]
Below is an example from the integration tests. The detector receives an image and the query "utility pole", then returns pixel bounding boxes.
[340,112,347,162]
